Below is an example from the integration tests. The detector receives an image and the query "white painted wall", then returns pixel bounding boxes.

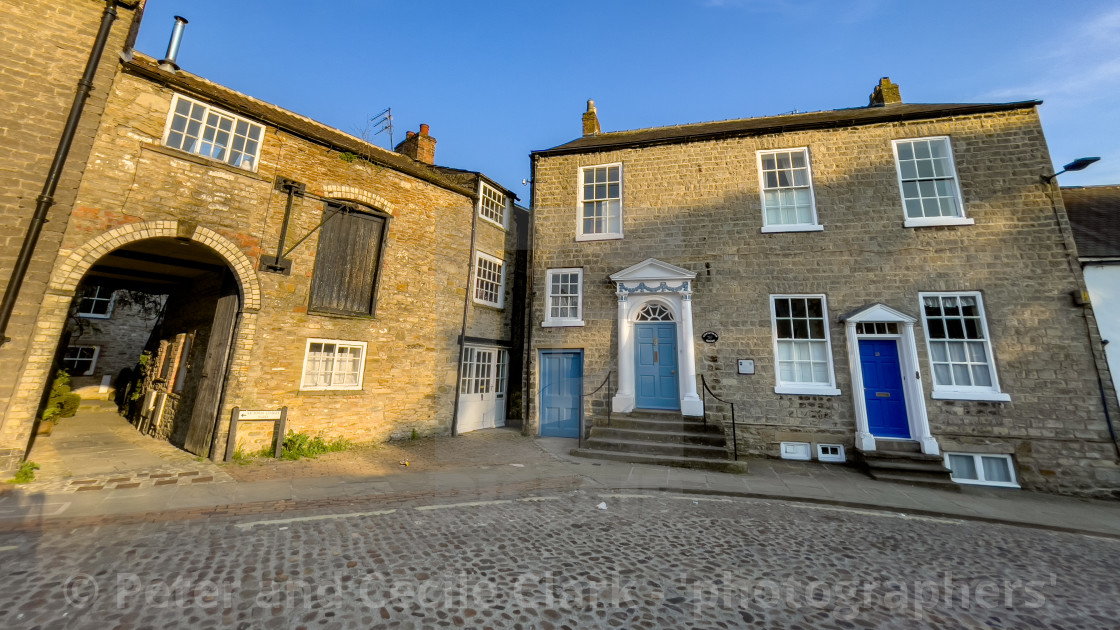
[1084,264,1120,395]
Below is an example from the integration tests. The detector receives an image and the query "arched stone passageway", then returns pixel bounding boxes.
[2,222,260,463]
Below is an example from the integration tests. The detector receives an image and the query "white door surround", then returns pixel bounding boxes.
[841,303,939,455]
[610,258,703,417]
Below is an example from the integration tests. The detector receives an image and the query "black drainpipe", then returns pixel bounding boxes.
[450,184,481,436]
[0,0,123,346]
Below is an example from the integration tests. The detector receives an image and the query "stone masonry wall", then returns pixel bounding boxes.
[2,63,480,458]
[0,0,142,469]
[530,107,1120,497]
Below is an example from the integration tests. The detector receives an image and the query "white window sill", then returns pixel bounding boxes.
[931,390,1011,402]
[950,478,1020,489]
[575,233,623,242]
[299,386,364,392]
[473,300,505,310]
[479,216,507,231]
[542,320,585,328]
[76,313,112,319]
[761,224,824,233]
[775,385,842,396]
[904,217,975,228]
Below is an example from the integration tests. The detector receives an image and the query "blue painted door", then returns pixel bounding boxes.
[859,339,910,439]
[635,323,680,410]
[540,351,582,437]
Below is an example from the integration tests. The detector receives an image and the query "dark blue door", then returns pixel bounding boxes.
[635,323,680,410]
[859,339,910,439]
[540,351,582,437]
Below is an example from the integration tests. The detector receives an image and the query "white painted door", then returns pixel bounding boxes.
[456,346,508,433]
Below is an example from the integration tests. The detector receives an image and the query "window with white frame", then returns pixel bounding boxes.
[893,137,971,226]
[76,285,114,318]
[945,452,1019,488]
[300,339,366,390]
[544,268,583,326]
[758,148,820,232]
[63,346,99,376]
[770,295,840,395]
[479,182,506,228]
[920,292,1008,401]
[578,164,622,240]
[163,94,264,172]
[473,252,505,308]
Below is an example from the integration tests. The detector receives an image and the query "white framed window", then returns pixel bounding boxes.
[577,163,622,241]
[543,268,584,327]
[757,148,822,232]
[473,251,505,309]
[892,137,973,228]
[300,339,366,391]
[479,181,507,228]
[770,295,840,395]
[919,292,1009,402]
[63,346,99,376]
[76,285,114,319]
[945,452,1019,488]
[162,94,264,172]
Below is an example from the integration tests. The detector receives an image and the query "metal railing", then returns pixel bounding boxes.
[700,374,738,461]
[579,370,612,449]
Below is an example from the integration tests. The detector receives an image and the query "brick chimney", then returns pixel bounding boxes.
[869,77,902,106]
[582,99,601,136]
[395,123,437,164]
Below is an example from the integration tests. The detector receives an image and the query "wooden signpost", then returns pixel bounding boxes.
[224,406,288,461]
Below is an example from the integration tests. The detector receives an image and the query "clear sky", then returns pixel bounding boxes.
[133,0,1120,195]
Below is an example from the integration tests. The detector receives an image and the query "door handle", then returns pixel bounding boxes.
[671,370,676,375]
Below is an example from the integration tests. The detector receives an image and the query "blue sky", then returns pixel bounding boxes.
[134,1,1120,194]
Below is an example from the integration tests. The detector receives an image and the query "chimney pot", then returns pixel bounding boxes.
[419,123,430,136]
[582,99,601,136]
[406,131,416,138]
[158,15,189,72]
[395,126,437,165]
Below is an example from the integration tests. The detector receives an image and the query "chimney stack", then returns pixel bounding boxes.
[395,124,437,164]
[869,77,902,106]
[158,16,189,72]
[582,99,601,136]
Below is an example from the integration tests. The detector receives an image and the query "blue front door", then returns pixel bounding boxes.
[635,323,680,410]
[859,339,910,439]
[540,351,582,437]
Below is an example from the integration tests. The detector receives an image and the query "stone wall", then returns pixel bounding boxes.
[0,0,143,469]
[529,107,1120,497]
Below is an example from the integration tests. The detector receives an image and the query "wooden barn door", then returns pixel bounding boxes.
[183,275,240,456]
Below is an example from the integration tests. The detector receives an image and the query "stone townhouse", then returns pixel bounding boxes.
[0,15,525,465]
[528,79,1120,497]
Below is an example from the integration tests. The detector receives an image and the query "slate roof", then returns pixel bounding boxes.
[123,53,475,199]
[1062,185,1120,259]
[533,101,1041,157]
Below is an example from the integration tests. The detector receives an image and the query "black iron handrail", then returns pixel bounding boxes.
[700,374,738,461]
[579,370,612,449]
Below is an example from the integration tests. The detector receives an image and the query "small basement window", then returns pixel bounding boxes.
[816,443,845,462]
[945,452,1019,488]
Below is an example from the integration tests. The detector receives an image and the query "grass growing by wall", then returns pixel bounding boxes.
[281,431,351,460]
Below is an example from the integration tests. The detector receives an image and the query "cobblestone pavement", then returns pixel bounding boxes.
[1,490,1117,629]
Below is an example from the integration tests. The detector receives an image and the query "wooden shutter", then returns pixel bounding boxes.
[309,204,387,316]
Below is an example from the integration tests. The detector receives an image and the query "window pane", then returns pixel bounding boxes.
[948,454,978,480]
[972,364,992,387]
[981,456,1012,483]
[933,364,952,385]
[952,363,972,386]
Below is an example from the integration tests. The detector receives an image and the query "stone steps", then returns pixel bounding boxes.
[858,444,958,491]
[570,411,745,473]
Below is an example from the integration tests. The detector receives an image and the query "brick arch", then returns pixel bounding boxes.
[321,184,395,215]
[50,220,262,312]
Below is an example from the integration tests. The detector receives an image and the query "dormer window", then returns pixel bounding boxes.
[163,94,264,172]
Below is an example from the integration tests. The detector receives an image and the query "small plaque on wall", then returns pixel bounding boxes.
[701,331,719,343]
[737,359,755,375]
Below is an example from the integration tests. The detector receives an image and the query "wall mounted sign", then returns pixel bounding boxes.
[737,359,755,375]
[701,331,719,343]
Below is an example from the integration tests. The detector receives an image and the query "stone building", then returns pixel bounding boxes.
[1063,185,1120,399]
[0,0,145,470]
[528,79,1120,496]
[0,10,525,465]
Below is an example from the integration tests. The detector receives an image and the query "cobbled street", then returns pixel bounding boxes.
[1,491,1118,629]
